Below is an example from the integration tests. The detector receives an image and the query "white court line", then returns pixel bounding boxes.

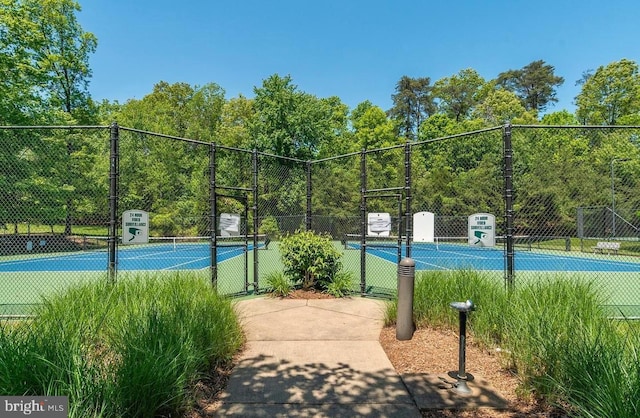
[413,258,452,271]
[161,256,211,270]
[0,252,106,267]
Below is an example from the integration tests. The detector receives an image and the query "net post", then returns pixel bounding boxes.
[210,143,218,290]
[108,122,119,282]
[503,123,515,290]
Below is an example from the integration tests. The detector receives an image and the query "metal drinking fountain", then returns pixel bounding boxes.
[449,299,476,394]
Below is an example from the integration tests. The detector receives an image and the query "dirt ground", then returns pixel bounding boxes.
[378,326,562,417]
[189,291,559,417]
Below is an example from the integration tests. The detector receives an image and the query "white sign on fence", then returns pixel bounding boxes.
[220,213,241,237]
[468,213,495,247]
[413,211,435,242]
[368,213,391,236]
[122,210,149,244]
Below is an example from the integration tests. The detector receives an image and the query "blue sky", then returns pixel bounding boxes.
[78,0,640,114]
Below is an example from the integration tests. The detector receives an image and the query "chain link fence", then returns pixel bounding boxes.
[511,126,640,316]
[0,126,110,315]
[1,124,639,316]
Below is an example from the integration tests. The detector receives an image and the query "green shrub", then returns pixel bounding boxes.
[279,230,342,290]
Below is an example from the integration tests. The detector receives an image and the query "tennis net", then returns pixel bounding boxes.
[82,234,269,252]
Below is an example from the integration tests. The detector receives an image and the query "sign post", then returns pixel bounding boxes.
[122,210,149,244]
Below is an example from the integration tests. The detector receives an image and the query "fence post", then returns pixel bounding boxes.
[306,160,312,231]
[360,149,367,295]
[252,150,259,293]
[503,123,515,290]
[108,122,119,282]
[404,141,412,258]
[210,143,217,289]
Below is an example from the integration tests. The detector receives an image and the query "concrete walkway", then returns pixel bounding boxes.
[215,297,420,417]
[214,297,508,417]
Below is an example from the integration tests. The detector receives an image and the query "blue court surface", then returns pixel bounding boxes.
[354,241,640,272]
[0,243,253,272]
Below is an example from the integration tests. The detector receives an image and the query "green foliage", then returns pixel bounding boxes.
[496,60,565,114]
[576,59,640,125]
[265,271,292,297]
[259,215,280,240]
[549,322,640,418]
[0,273,243,417]
[388,76,436,141]
[324,270,355,298]
[250,74,344,161]
[279,229,342,290]
[351,105,401,150]
[472,89,535,124]
[432,68,486,122]
[0,0,97,123]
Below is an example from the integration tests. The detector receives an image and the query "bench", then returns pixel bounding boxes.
[593,241,620,255]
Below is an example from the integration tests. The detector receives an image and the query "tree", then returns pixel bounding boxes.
[350,104,399,151]
[0,0,98,234]
[0,1,39,123]
[575,59,640,125]
[387,76,436,140]
[433,69,485,122]
[250,74,337,161]
[497,60,564,115]
[117,81,225,139]
[540,110,579,126]
[473,89,532,125]
[216,95,254,148]
[24,0,97,120]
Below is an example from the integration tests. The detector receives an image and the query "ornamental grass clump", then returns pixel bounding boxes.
[393,271,640,415]
[0,272,243,418]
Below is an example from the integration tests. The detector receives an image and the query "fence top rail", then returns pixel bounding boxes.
[512,124,640,130]
[215,144,253,154]
[216,144,307,162]
[0,125,109,130]
[312,150,362,164]
[413,125,503,147]
[119,127,211,146]
[363,143,407,154]
[256,150,306,163]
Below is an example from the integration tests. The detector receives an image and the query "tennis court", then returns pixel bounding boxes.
[346,237,640,316]
[348,238,640,273]
[0,237,266,314]
[0,236,263,273]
